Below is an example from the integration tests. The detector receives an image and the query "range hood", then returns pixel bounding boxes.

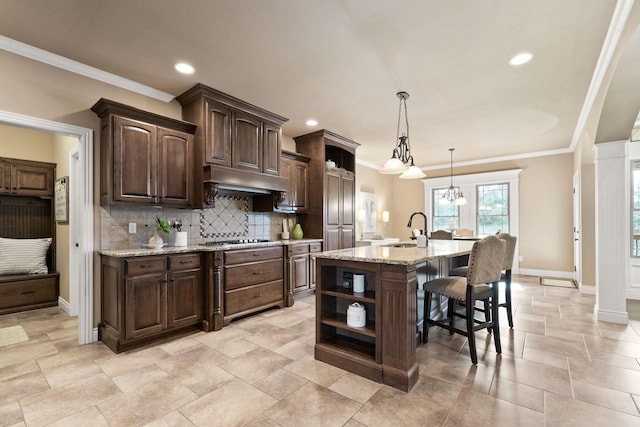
[203,164,287,205]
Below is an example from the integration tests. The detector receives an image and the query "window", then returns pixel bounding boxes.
[477,183,509,235]
[631,160,640,256]
[432,188,459,230]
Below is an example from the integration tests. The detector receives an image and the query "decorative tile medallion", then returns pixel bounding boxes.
[200,194,249,238]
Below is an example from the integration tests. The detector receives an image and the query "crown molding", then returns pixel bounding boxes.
[0,35,175,103]
[570,0,636,150]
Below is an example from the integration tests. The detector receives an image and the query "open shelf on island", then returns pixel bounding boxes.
[321,286,375,303]
[320,313,376,338]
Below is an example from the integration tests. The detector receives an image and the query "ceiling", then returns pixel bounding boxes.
[1,0,638,169]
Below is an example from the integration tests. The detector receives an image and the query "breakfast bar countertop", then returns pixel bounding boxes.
[315,239,475,266]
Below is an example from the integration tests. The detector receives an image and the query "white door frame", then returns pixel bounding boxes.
[573,170,582,286]
[68,147,80,317]
[0,109,95,344]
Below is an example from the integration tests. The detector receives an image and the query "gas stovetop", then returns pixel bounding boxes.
[203,239,272,246]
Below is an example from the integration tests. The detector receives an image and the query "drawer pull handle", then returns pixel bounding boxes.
[139,264,155,268]
[252,253,260,257]
[252,271,261,275]
[253,293,263,298]
[179,260,193,264]
[21,290,36,295]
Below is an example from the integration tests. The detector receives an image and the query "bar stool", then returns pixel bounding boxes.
[422,235,505,364]
[450,232,517,328]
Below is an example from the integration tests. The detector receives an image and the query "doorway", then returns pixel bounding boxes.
[0,109,94,344]
[573,170,582,287]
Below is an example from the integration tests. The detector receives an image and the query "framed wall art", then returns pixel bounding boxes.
[55,176,69,224]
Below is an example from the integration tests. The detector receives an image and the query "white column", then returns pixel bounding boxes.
[594,140,629,324]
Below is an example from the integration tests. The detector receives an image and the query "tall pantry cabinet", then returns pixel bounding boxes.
[294,130,359,251]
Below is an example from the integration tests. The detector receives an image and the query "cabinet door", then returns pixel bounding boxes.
[340,173,355,249]
[167,269,203,329]
[278,157,293,211]
[125,272,167,340]
[291,254,309,290]
[262,121,281,176]
[12,162,54,196]
[325,171,340,227]
[341,173,355,227]
[205,99,232,167]
[233,111,262,173]
[291,161,308,212]
[309,252,317,289]
[324,225,341,252]
[113,116,157,204]
[0,161,11,194]
[158,127,194,207]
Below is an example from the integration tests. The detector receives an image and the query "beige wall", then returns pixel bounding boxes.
[0,125,79,303]
[355,164,394,238]
[372,152,575,274]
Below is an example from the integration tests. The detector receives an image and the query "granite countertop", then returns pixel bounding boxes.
[99,238,323,257]
[315,239,475,266]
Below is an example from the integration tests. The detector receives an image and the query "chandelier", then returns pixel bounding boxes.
[379,91,426,179]
[442,148,467,205]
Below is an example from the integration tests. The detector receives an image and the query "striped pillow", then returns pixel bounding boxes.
[0,237,52,275]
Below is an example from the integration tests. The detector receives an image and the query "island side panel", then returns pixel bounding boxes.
[380,263,419,392]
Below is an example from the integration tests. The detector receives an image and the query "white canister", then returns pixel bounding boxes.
[416,234,427,248]
[347,302,366,327]
[174,231,188,247]
[353,273,365,294]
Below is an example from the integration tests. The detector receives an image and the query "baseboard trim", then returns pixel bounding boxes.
[593,305,629,324]
[92,328,99,343]
[57,297,70,314]
[518,268,575,279]
[580,284,596,295]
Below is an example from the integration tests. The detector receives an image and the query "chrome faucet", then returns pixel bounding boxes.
[407,212,428,239]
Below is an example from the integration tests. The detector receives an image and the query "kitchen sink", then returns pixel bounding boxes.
[384,243,417,248]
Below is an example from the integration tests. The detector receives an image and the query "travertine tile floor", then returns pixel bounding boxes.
[1,275,640,426]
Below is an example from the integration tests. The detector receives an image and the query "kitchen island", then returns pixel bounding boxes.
[314,240,474,392]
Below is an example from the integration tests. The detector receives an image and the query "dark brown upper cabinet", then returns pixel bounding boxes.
[0,158,55,197]
[92,99,196,207]
[177,84,288,207]
[254,150,310,214]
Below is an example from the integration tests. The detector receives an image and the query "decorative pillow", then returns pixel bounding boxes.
[0,237,52,275]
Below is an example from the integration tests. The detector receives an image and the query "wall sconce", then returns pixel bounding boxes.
[382,211,389,237]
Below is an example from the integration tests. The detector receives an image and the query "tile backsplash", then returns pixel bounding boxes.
[100,192,296,250]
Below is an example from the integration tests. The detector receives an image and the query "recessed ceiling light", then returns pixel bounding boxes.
[509,52,534,66]
[174,62,195,74]
[306,119,318,127]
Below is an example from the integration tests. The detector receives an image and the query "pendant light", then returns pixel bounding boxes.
[379,92,426,179]
[442,148,467,205]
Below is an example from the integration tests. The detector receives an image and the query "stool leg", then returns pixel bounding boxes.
[491,282,502,355]
[423,291,433,343]
[466,294,477,364]
[504,270,513,328]
[448,298,455,335]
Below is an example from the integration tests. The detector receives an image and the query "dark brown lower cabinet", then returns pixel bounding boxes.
[222,246,285,325]
[100,253,203,353]
[284,242,322,305]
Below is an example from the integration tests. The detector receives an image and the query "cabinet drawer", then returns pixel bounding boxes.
[224,246,282,264]
[126,257,166,275]
[168,253,201,270]
[0,277,58,309]
[288,244,309,256]
[225,280,283,315]
[225,259,283,290]
[309,243,322,253]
